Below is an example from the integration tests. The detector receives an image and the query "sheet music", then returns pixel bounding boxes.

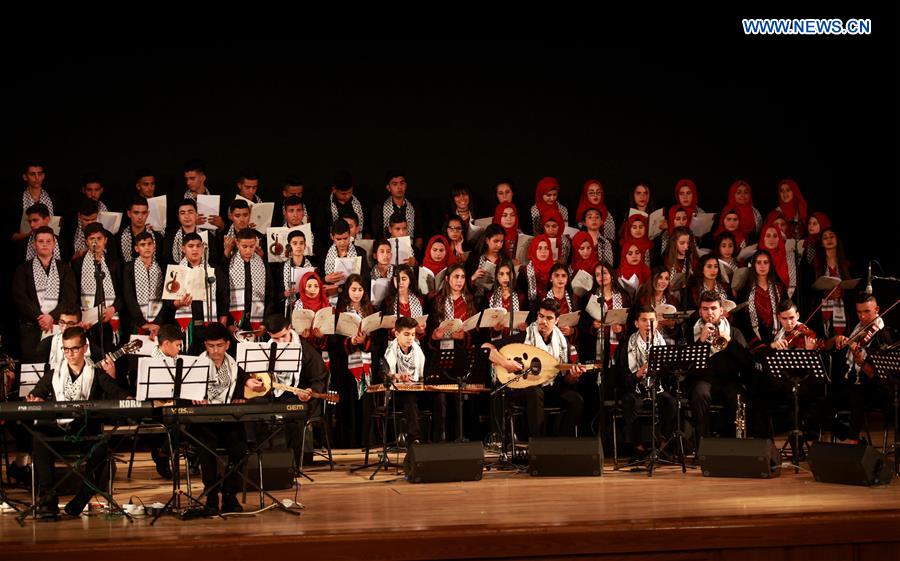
[571,270,594,297]
[418,267,435,295]
[197,195,220,230]
[361,312,383,334]
[389,235,413,263]
[250,202,274,234]
[235,342,302,374]
[515,234,533,263]
[475,261,496,290]
[370,278,390,307]
[648,208,665,239]
[335,312,362,338]
[557,311,581,329]
[136,355,209,401]
[313,307,335,335]
[97,211,122,235]
[147,195,167,232]
[690,212,716,238]
[334,256,362,284]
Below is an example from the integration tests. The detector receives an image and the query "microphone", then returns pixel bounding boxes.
[873,275,900,283]
[866,261,873,295]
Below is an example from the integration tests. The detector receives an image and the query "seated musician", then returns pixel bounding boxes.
[192,323,255,514]
[622,306,676,460]
[378,315,428,443]
[750,299,830,443]
[26,326,127,519]
[689,291,754,443]
[483,298,586,439]
[251,314,327,470]
[830,293,896,443]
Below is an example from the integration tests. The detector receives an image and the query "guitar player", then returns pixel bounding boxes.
[482,298,586,438]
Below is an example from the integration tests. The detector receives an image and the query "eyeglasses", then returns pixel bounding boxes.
[62,345,85,354]
[59,320,79,327]
[447,226,463,231]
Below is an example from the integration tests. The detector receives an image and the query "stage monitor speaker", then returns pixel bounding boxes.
[808,442,893,486]
[527,437,603,477]
[405,442,484,483]
[244,449,295,491]
[698,438,781,479]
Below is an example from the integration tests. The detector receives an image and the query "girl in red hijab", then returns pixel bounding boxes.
[294,271,331,353]
[673,179,704,220]
[530,176,570,234]
[541,209,570,264]
[524,234,554,300]
[570,231,599,277]
[804,211,832,268]
[619,243,651,288]
[759,220,793,295]
[767,178,808,238]
[576,179,616,241]
[493,201,521,262]
[620,214,653,268]
[714,208,747,249]
[725,180,762,239]
[422,235,451,276]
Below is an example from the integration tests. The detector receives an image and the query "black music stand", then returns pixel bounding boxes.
[433,347,490,443]
[350,374,405,481]
[140,356,217,524]
[652,344,708,473]
[236,341,310,483]
[870,350,900,475]
[765,349,826,472]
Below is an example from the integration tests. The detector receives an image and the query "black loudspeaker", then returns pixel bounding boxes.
[698,438,781,479]
[808,442,893,486]
[527,437,603,477]
[244,449,295,490]
[404,442,484,483]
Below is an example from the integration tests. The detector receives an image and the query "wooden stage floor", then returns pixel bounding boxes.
[3,442,900,561]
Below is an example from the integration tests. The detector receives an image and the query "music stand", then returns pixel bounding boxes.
[235,341,309,491]
[350,374,405,481]
[870,350,900,475]
[433,347,490,443]
[138,356,215,524]
[764,349,826,472]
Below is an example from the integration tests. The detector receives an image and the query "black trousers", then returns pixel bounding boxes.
[849,380,893,440]
[621,391,677,444]
[515,384,584,438]
[31,422,108,501]
[690,378,740,440]
[188,422,247,495]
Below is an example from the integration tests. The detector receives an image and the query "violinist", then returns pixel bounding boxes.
[831,294,896,443]
[771,303,820,351]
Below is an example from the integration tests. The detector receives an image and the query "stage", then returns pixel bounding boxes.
[3,444,900,561]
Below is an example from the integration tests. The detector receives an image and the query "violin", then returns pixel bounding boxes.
[784,322,820,349]
[165,271,180,293]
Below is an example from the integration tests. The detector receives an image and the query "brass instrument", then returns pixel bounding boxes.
[706,322,729,353]
[735,393,747,438]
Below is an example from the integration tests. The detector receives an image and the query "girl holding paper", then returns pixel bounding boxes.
[272,230,316,316]
[329,274,373,448]
[429,264,476,352]
[714,208,748,253]
[293,271,332,365]
[580,261,631,376]
[688,255,730,309]
[812,228,853,338]
[738,249,785,351]
[662,226,698,281]
[581,208,615,266]
[486,259,528,339]
[466,224,506,297]
[658,206,690,257]
[382,265,427,340]
[760,220,796,297]
[492,202,522,265]
[619,214,653,269]
[522,234,554,305]
[546,263,580,344]
[541,210,571,265]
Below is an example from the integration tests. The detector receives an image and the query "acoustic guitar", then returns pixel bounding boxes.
[493,343,602,389]
[245,372,340,403]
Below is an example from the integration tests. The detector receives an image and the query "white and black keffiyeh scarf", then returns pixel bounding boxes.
[331,195,364,232]
[381,198,415,238]
[524,323,569,383]
[183,188,212,201]
[203,353,237,405]
[33,258,60,315]
[406,293,424,317]
[370,264,394,281]
[22,189,54,215]
[530,204,570,234]
[53,362,94,403]
[171,229,186,263]
[228,254,267,325]
[324,243,358,275]
[748,282,781,340]
[627,329,668,394]
[596,236,614,266]
[134,259,163,322]
[120,226,151,263]
[80,256,116,310]
[283,258,312,294]
[545,288,573,315]
[594,289,626,375]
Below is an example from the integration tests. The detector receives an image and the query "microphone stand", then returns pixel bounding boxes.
[791,220,803,313]
[202,242,215,329]
[92,241,106,358]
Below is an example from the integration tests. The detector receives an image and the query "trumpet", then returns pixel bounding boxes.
[735,393,747,439]
[706,322,729,353]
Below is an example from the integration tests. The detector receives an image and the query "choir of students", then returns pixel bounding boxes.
[6,161,896,486]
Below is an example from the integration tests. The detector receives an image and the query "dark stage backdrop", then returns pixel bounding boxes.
[2,34,897,340]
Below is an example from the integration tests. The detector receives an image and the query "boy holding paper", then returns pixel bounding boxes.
[322,217,369,298]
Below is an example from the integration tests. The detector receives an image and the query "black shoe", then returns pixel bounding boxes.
[36,496,59,520]
[151,448,172,479]
[64,496,89,517]
[221,494,242,514]
[8,463,31,487]
[205,492,219,515]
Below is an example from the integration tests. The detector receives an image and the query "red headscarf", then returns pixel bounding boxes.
[673,179,699,220]
[541,208,565,256]
[760,220,790,289]
[725,180,757,237]
[667,206,689,237]
[422,235,451,275]
[298,271,329,312]
[570,231,598,276]
[534,176,561,220]
[620,214,653,253]
[805,211,831,245]
[493,202,519,257]
[714,208,747,247]
[619,244,651,286]
[575,179,609,223]
[775,178,808,227]
[528,234,554,292]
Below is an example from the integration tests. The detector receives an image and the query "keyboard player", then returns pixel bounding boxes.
[26,326,128,519]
